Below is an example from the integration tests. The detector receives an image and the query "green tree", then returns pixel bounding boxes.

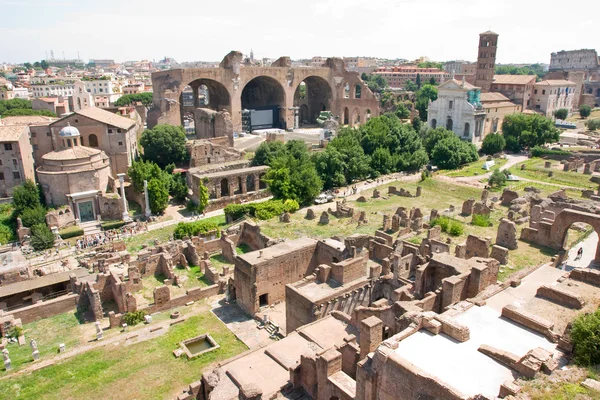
[361,74,388,93]
[415,84,438,122]
[128,160,167,192]
[488,169,508,188]
[481,133,506,155]
[404,80,418,92]
[264,141,323,205]
[19,206,47,227]
[114,92,154,108]
[585,119,600,131]
[197,179,209,214]
[140,124,188,168]
[411,116,423,133]
[554,108,568,120]
[580,104,592,119]
[415,74,421,89]
[169,173,188,203]
[312,148,347,189]
[395,103,410,119]
[370,147,394,176]
[417,61,444,70]
[430,135,478,169]
[251,141,286,166]
[1,109,56,117]
[12,179,41,215]
[325,128,371,184]
[147,178,169,214]
[571,307,600,366]
[30,223,55,251]
[23,62,32,70]
[501,113,559,151]
[429,77,437,85]
[40,60,49,70]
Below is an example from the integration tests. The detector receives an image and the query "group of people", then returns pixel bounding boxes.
[74,222,149,250]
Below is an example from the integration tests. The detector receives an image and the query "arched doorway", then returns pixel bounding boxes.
[344,82,350,99]
[220,178,229,197]
[241,76,286,130]
[299,104,309,125]
[88,134,99,147]
[355,84,362,99]
[446,118,453,131]
[246,175,255,192]
[259,173,267,190]
[343,107,350,125]
[293,76,333,126]
[179,79,232,133]
[547,209,600,264]
[352,109,361,127]
[364,109,372,122]
[464,122,470,137]
[235,176,243,195]
[431,119,437,129]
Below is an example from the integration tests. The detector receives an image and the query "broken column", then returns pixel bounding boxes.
[118,173,131,222]
[497,218,518,250]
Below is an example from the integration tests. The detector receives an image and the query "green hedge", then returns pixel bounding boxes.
[101,220,127,231]
[173,219,220,240]
[224,199,300,221]
[431,216,464,236]
[530,146,570,157]
[59,225,84,239]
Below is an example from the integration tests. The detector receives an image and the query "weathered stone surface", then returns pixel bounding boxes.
[319,211,329,225]
[490,245,509,265]
[153,285,171,305]
[305,208,315,220]
[501,189,519,206]
[279,212,291,223]
[372,189,380,198]
[356,196,367,202]
[497,218,518,250]
[462,198,475,216]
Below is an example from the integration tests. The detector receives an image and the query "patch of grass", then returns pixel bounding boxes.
[0,313,248,399]
[58,225,84,239]
[472,214,492,227]
[512,158,596,190]
[0,203,16,243]
[236,244,252,254]
[101,220,127,231]
[128,200,143,216]
[442,157,508,178]
[209,254,233,272]
[124,224,177,253]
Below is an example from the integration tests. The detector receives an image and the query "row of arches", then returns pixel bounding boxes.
[430,118,471,136]
[179,75,369,132]
[342,107,372,126]
[212,173,267,199]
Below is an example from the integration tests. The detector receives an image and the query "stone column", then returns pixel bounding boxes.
[215,181,221,199]
[241,176,248,194]
[255,175,261,191]
[117,174,131,222]
[293,107,300,129]
[144,180,151,218]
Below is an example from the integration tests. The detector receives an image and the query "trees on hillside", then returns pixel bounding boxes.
[423,128,478,169]
[501,114,559,152]
[140,124,188,168]
[12,179,42,216]
[415,84,438,121]
[128,160,172,214]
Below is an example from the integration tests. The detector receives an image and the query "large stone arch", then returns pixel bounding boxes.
[179,78,232,127]
[293,76,333,125]
[550,209,600,262]
[241,76,287,129]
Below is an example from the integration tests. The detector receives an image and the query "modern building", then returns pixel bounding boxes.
[31,82,76,98]
[532,80,577,117]
[444,60,477,75]
[474,31,499,92]
[427,78,486,144]
[89,59,116,68]
[0,125,36,198]
[490,75,536,108]
[373,66,450,88]
[83,78,121,107]
[0,116,59,166]
[32,97,70,116]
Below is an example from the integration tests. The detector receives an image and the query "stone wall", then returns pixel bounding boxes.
[9,294,79,324]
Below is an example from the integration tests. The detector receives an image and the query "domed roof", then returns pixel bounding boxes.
[59,123,80,138]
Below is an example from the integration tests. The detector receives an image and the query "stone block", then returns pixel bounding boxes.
[490,245,509,265]
[497,218,518,250]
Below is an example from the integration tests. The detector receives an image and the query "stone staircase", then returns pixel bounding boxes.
[80,221,102,236]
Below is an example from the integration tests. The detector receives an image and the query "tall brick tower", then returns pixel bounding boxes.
[474,31,499,92]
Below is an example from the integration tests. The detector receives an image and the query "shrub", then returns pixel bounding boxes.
[571,307,600,366]
[530,146,570,157]
[173,219,220,240]
[19,205,47,227]
[224,199,300,222]
[29,223,55,251]
[101,220,127,231]
[481,133,506,155]
[12,179,41,215]
[554,108,569,120]
[431,216,463,236]
[122,310,146,326]
[585,119,600,131]
[59,225,84,239]
[7,326,24,339]
[448,221,464,236]
[472,214,492,227]
[579,104,592,119]
[488,169,507,188]
[282,199,300,213]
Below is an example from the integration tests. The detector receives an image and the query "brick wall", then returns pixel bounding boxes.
[11,294,78,324]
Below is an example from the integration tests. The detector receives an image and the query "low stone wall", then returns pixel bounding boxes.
[142,284,220,314]
[570,268,600,287]
[537,285,585,309]
[434,314,470,342]
[10,294,79,324]
[204,190,271,213]
[502,305,557,342]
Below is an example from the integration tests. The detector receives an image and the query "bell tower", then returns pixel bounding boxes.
[474,31,499,92]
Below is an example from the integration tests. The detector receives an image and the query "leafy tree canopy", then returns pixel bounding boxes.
[252,141,287,166]
[12,179,42,215]
[495,64,545,80]
[481,133,506,155]
[114,92,154,108]
[417,61,444,70]
[140,124,188,168]
[579,105,592,119]
[554,108,568,120]
[501,113,559,152]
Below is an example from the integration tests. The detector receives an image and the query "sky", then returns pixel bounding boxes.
[1,0,599,65]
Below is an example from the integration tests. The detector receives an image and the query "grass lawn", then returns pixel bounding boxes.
[507,158,595,190]
[124,224,178,253]
[0,311,248,400]
[566,109,600,122]
[0,203,16,243]
[442,157,508,178]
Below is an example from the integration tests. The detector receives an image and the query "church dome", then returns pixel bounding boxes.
[59,123,80,138]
